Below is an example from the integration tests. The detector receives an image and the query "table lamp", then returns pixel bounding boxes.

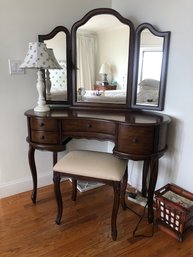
[20,42,61,112]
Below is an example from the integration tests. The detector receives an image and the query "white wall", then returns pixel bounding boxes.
[1,0,193,198]
[112,0,193,192]
[0,0,111,198]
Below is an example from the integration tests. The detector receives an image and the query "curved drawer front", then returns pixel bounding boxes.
[31,131,58,144]
[29,117,59,144]
[62,118,115,135]
[117,124,154,155]
[30,118,58,131]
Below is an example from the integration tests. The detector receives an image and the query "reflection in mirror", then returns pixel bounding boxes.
[76,15,129,104]
[72,9,134,106]
[137,29,163,106]
[133,23,170,111]
[45,32,67,101]
[38,26,70,104]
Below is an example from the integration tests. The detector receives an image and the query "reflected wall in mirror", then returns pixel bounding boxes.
[132,23,170,111]
[38,26,71,104]
[71,8,135,106]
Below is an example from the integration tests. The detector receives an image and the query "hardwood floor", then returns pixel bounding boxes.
[1,181,193,257]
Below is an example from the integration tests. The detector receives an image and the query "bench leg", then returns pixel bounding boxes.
[111,181,121,241]
[71,179,77,201]
[53,172,63,224]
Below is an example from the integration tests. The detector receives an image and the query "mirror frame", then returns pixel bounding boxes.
[132,23,171,111]
[38,26,72,106]
[71,8,135,109]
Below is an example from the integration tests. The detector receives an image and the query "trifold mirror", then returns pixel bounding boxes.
[38,8,170,111]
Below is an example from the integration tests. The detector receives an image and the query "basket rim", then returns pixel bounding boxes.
[155,183,193,211]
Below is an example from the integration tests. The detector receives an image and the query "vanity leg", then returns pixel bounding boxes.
[142,160,150,197]
[147,158,159,223]
[53,151,58,166]
[28,145,37,204]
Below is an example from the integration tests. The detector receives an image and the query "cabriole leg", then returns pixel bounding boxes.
[53,172,63,225]
[111,181,121,241]
[142,160,150,197]
[148,158,159,223]
[121,167,128,210]
[28,145,37,204]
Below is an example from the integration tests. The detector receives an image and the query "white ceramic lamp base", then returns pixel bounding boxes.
[34,70,50,112]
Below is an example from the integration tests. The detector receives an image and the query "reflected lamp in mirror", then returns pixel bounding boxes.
[99,63,111,85]
[45,48,62,99]
[20,42,62,112]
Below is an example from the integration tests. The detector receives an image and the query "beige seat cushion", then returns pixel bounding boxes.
[53,150,127,181]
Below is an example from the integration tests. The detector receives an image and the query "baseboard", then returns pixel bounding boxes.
[0,173,53,199]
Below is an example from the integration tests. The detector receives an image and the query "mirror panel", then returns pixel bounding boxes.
[76,15,129,104]
[132,23,170,110]
[71,8,135,108]
[38,26,71,104]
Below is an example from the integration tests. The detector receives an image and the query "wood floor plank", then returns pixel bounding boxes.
[1,181,193,257]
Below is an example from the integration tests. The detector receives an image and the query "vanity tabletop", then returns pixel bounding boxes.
[25,108,171,126]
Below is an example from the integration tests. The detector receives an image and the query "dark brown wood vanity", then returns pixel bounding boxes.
[24,8,171,223]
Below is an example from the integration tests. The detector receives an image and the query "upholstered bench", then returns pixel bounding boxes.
[53,150,128,240]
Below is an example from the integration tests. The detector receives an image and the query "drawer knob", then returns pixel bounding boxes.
[40,123,45,127]
[41,136,45,140]
[132,138,138,143]
[86,124,92,128]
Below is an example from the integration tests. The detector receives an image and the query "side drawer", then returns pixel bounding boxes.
[31,131,59,144]
[117,124,154,155]
[30,118,58,131]
[62,119,115,135]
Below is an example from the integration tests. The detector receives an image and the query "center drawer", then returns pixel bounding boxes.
[62,118,115,135]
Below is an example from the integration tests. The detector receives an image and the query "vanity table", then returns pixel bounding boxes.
[25,108,170,223]
[23,7,171,224]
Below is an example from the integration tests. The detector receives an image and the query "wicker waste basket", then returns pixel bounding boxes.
[155,183,193,241]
